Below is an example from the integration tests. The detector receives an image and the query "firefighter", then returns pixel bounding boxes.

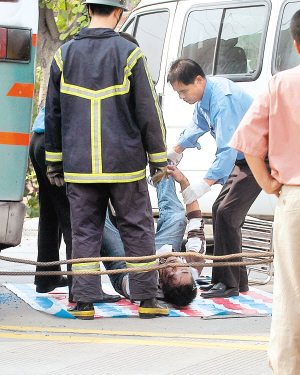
[45,0,169,320]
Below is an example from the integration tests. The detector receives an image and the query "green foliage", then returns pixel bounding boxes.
[39,0,89,40]
[32,65,41,124]
[24,163,39,218]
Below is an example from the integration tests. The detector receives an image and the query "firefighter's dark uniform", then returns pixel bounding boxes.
[45,28,167,302]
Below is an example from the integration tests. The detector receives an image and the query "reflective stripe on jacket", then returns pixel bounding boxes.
[45,28,167,183]
[72,262,100,273]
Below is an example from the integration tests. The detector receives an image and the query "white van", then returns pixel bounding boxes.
[120,0,300,220]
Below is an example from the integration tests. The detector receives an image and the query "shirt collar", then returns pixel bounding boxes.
[200,78,213,111]
[74,27,118,40]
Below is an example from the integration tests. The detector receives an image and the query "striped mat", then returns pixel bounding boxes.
[3,283,273,319]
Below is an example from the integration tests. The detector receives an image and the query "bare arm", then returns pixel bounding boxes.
[244,153,282,198]
[172,144,185,154]
[204,178,218,187]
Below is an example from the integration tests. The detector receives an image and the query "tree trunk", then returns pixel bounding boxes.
[37,6,64,112]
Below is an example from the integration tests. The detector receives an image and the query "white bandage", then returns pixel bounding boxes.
[187,218,203,232]
[186,238,206,254]
[186,218,206,253]
[167,149,182,165]
[182,180,211,205]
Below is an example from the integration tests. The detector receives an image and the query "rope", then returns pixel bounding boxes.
[0,260,272,276]
[0,252,273,276]
[0,251,274,266]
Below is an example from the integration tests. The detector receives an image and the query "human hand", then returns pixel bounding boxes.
[167,165,189,191]
[46,164,65,187]
[167,148,183,166]
[264,177,282,198]
[244,154,282,198]
[149,165,168,184]
[182,180,211,205]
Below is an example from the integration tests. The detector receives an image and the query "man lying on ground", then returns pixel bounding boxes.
[102,170,206,307]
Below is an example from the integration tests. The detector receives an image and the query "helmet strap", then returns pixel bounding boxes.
[86,4,91,21]
[115,8,124,29]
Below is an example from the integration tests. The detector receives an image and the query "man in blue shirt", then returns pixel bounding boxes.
[167,59,267,298]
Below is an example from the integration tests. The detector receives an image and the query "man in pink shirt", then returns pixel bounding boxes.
[230,10,300,375]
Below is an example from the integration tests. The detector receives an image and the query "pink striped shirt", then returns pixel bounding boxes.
[230,65,300,185]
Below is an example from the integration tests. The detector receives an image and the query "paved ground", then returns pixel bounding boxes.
[0,218,274,375]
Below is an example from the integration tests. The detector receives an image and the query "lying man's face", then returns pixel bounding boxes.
[159,256,193,287]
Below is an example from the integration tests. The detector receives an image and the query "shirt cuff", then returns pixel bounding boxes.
[204,170,227,185]
[178,135,201,150]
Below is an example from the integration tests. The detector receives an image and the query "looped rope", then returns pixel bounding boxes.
[0,252,274,276]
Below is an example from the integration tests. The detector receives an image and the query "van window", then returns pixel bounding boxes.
[274,1,300,72]
[123,18,135,35]
[182,9,223,76]
[133,11,169,83]
[216,6,266,76]
[182,5,267,80]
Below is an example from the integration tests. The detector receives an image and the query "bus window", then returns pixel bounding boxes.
[7,28,31,62]
[0,27,31,62]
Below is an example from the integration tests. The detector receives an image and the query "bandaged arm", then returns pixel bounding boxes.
[184,207,206,277]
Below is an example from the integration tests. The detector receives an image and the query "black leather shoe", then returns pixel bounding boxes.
[239,285,249,293]
[139,298,169,319]
[201,282,239,299]
[69,292,122,304]
[94,292,122,303]
[199,283,214,291]
[36,276,68,293]
[68,302,95,320]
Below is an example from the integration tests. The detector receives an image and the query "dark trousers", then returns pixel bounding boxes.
[211,158,269,288]
[67,178,158,302]
[29,132,73,290]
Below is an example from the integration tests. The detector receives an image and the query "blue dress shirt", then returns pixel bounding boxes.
[178,77,253,184]
[32,106,45,133]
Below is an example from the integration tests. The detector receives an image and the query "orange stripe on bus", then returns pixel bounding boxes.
[0,132,30,146]
[32,34,37,47]
[6,83,34,98]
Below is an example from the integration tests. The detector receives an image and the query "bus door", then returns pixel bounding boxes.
[0,0,38,250]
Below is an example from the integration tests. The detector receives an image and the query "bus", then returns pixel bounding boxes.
[0,0,38,250]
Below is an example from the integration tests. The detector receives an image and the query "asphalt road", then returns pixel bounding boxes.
[0,218,274,375]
